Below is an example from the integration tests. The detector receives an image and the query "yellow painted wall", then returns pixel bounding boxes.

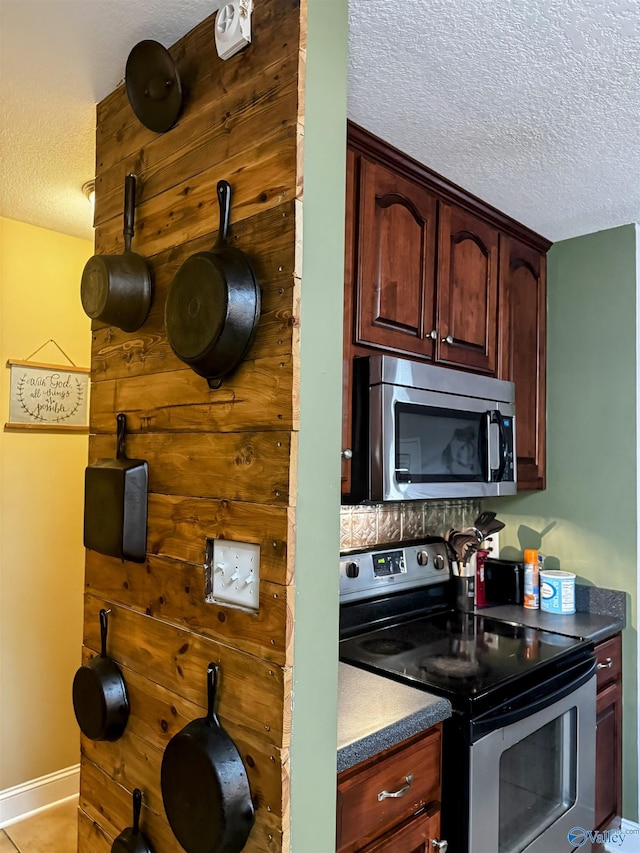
[0,217,92,790]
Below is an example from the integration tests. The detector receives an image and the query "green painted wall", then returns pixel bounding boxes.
[290,1,347,850]
[490,224,639,820]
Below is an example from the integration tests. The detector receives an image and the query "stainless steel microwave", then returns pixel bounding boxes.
[350,355,517,502]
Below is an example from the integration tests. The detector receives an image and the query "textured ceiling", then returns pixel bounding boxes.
[349,0,640,241]
[1,1,639,244]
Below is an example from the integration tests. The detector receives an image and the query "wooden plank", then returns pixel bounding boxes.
[79,655,287,817]
[82,595,290,748]
[145,494,292,585]
[88,430,291,505]
[77,807,113,853]
[94,129,297,260]
[96,0,301,171]
[84,552,292,665]
[80,758,180,851]
[89,356,295,434]
[95,71,298,227]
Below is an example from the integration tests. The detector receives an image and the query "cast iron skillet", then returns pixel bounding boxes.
[112,788,153,853]
[72,609,129,741]
[160,663,254,853]
[80,174,151,333]
[164,180,261,389]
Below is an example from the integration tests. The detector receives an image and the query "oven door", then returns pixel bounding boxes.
[469,674,596,853]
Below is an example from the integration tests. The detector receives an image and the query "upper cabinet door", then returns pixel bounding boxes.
[499,236,547,489]
[355,158,437,357]
[436,204,499,373]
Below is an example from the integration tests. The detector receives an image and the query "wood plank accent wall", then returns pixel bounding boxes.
[78,3,304,851]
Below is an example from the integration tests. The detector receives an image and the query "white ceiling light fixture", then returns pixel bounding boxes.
[82,180,96,209]
[215,0,253,61]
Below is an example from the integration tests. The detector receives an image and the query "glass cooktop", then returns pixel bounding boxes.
[339,609,590,707]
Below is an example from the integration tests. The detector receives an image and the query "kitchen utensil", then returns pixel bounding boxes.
[112,788,153,853]
[83,413,148,563]
[474,511,496,530]
[160,663,254,853]
[125,40,183,133]
[72,608,129,741]
[165,180,261,389]
[80,174,151,332]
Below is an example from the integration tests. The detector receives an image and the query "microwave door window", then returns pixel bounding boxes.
[395,404,486,482]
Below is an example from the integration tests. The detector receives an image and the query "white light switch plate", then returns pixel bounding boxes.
[206,538,260,611]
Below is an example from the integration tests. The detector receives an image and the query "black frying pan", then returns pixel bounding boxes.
[72,609,129,741]
[83,413,148,563]
[164,180,261,389]
[112,788,153,853]
[81,174,151,333]
[160,663,254,853]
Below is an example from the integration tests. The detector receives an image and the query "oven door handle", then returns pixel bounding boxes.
[471,656,596,739]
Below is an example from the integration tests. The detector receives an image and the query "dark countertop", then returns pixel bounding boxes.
[337,662,452,773]
[480,584,626,644]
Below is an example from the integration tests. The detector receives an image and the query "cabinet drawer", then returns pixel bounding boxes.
[595,634,622,691]
[337,727,441,853]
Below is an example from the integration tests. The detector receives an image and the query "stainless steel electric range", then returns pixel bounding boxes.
[339,538,597,853]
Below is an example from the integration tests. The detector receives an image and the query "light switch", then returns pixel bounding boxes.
[205,538,260,612]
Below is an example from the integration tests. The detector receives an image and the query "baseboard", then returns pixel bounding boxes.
[0,764,79,828]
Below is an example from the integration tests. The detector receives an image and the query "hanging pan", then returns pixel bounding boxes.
[112,788,153,853]
[125,40,183,133]
[83,413,148,563]
[72,608,129,741]
[164,180,261,389]
[81,174,151,332]
[160,663,254,853]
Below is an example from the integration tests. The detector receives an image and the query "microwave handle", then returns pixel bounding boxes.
[486,411,507,481]
[495,412,507,481]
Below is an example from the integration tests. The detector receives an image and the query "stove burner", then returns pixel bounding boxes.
[360,638,415,657]
[421,655,485,679]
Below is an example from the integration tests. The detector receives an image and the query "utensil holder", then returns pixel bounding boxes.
[456,575,476,612]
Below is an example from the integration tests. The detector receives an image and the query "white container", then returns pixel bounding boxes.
[540,570,576,614]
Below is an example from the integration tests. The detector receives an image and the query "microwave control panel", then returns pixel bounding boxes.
[339,540,450,602]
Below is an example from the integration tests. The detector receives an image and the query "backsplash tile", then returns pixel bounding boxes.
[340,500,480,551]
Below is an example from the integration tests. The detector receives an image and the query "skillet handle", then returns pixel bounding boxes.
[206,662,220,725]
[215,180,231,248]
[116,413,127,460]
[132,788,142,835]
[99,608,110,658]
[123,174,137,254]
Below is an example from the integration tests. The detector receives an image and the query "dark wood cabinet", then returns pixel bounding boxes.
[437,204,499,374]
[498,236,547,489]
[360,803,442,853]
[355,158,438,358]
[336,725,445,853]
[594,634,622,834]
[341,123,551,496]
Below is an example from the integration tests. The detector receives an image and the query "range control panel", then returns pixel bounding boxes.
[339,539,450,603]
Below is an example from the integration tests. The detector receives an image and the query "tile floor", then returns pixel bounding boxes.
[0,797,77,852]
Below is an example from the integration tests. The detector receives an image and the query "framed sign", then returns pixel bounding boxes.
[5,360,90,431]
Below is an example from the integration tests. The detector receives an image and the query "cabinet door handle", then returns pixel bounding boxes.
[441,334,454,345]
[425,329,437,340]
[432,840,448,852]
[597,657,613,670]
[341,448,353,460]
[377,774,414,801]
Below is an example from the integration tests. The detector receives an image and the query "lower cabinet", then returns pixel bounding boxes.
[594,634,623,833]
[337,725,446,853]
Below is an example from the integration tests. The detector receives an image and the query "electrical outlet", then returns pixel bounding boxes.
[205,538,260,612]
[485,531,500,559]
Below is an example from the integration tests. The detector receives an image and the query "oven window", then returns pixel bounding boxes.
[395,403,486,482]
[498,709,577,852]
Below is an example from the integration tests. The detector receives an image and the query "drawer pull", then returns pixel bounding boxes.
[432,840,448,852]
[377,774,414,801]
[597,657,613,670]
